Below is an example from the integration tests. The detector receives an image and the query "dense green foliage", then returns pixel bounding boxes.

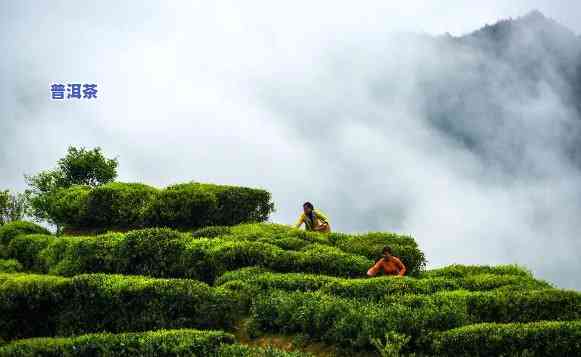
[249,289,581,352]
[216,268,552,307]
[145,183,217,229]
[0,221,50,260]
[0,329,234,356]
[83,182,159,229]
[37,232,370,282]
[0,259,22,273]
[46,182,274,231]
[8,138,580,355]
[197,223,425,276]
[0,221,50,246]
[2,225,425,282]
[53,147,118,188]
[189,183,274,227]
[25,146,118,226]
[0,206,577,355]
[44,185,91,229]
[420,264,534,279]
[432,321,581,356]
[218,345,310,356]
[0,273,241,341]
[191,225,233,238]
[328,232,423,270]
[0,329,310,357]
[6,234,55,271]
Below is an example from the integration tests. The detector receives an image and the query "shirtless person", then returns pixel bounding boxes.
[367,246,406,277]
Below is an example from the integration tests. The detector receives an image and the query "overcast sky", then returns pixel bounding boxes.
[1,1,580,289]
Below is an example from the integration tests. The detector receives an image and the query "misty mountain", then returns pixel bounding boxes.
[419,11,581,175]
[461,10,581,114]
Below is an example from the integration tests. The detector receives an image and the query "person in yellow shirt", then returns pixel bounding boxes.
[294,202,331,233]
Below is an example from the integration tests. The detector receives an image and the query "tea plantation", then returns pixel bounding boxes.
[0,185,579,356]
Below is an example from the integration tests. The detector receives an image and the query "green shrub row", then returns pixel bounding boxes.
[386,289,581,323]
[47,182,274,231]
[0,328,311,357]
[432,320,581,356]
[218,345,310,357]
[6,224,425,281]
[249,288,581,351]
[0,259,22,273]
[0,329,234,356]
[7,228,374,282]
[328,231,421,264]
[0,221,50,247]
[0,273,241,341]
[216,268,552,304]
[6,234,55,272]
[420,264,533,279]
[0,273,27,285]
[193,223,425,275]
[250,289,459,351]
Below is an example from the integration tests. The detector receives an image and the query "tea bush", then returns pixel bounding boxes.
[0,225,429,283]
[41,233,126,276]
[179,239,371,282]
[47,183,158,230]
[250,290,467,351]
[322,274,551,300]
[0,273,241,341]
[85,182,159,229]
[194,183,274,226]
[0,259,22,273]
[329,232,425,274]
[458,289,581,323]
[421,264,533,279]
[216,268,332,290]
[197,223,426,276]
[0,329,235,357]
[0,221,50,246]
[249,288,581,351]
[0,220,577,356]
[291,244,372,277]
[192,225,233,238]
[7,235,55,271]
[218,345,311,356]
[380,289,581,323]
[432,320,581,356]
[228,224,330,245]
[0,329,311,357]
[10,228,375,282]
[217,269,552,303]
[0,274,70,341]
[5,173,576,356]
[116,228,188,277]
[144,183,218,229]
[49,182,274,231]
[231,225,426,276]
[457,272,552,291]
[0,273,27,285]
[45,185,92,229]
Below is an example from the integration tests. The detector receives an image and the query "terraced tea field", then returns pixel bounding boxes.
[0,221,579,356]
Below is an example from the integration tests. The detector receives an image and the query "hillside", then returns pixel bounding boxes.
[420,10,581,171]
[0,217,580,356]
